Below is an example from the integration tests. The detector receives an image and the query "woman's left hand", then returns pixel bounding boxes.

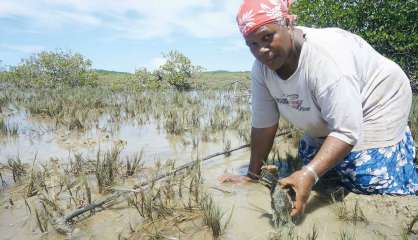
[278,169,316,217]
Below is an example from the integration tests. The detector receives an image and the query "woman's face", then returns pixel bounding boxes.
[244,23,293,71]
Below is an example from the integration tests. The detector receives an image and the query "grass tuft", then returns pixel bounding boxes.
[7,156,26,184]
[95,146,121,193]
[199,193,233,239]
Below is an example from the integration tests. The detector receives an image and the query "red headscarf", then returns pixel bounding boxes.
[236,0,295,37]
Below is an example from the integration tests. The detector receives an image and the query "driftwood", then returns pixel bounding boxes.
[60,129,292,226]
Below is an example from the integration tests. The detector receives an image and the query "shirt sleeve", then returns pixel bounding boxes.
[316,75,362,146]
[251,61,280,128]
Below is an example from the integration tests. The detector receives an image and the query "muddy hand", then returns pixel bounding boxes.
[278,169,315,217]
[218,174,252,184]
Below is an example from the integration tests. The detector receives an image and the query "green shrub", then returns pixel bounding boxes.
[130,51,203,91]
[292,0,417,81]
[7,50,98,88]
[160,50,204,90]
[131,67,165,90]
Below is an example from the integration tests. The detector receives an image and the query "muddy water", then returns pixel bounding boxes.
[0,110,244,167]
[1,112,417,239]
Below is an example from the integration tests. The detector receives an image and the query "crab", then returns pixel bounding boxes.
[260,165,294,227]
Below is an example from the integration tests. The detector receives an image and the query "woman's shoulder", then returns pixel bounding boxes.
[297,26,354,38]
[298,26,367,52]
[251,59,271,82]
[300,26,373,76]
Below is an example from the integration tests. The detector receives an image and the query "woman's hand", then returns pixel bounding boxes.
[218,174,253,184]
[279,169,316,217]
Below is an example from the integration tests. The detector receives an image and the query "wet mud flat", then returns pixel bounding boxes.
[1,148,417,240]
[0,89,417,239]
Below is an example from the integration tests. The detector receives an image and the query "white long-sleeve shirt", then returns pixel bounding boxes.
[251,27,412,151]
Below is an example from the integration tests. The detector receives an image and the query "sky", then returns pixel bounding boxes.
[0,0,254,73]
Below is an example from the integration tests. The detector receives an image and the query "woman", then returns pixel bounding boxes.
[219,0,418,217]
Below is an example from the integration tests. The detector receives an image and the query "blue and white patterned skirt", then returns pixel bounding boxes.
[299,127,418,195]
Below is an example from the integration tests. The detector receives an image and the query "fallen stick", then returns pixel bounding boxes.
[62,129,292,224]
[64,192,122,222]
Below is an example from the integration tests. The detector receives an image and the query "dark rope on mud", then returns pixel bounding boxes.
[62,129,293,225]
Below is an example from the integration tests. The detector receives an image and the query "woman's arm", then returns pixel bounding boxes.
[248,124,278,175]
[279,135,353,217]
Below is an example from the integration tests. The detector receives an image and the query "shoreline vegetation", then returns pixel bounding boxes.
[0,50,251,92]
